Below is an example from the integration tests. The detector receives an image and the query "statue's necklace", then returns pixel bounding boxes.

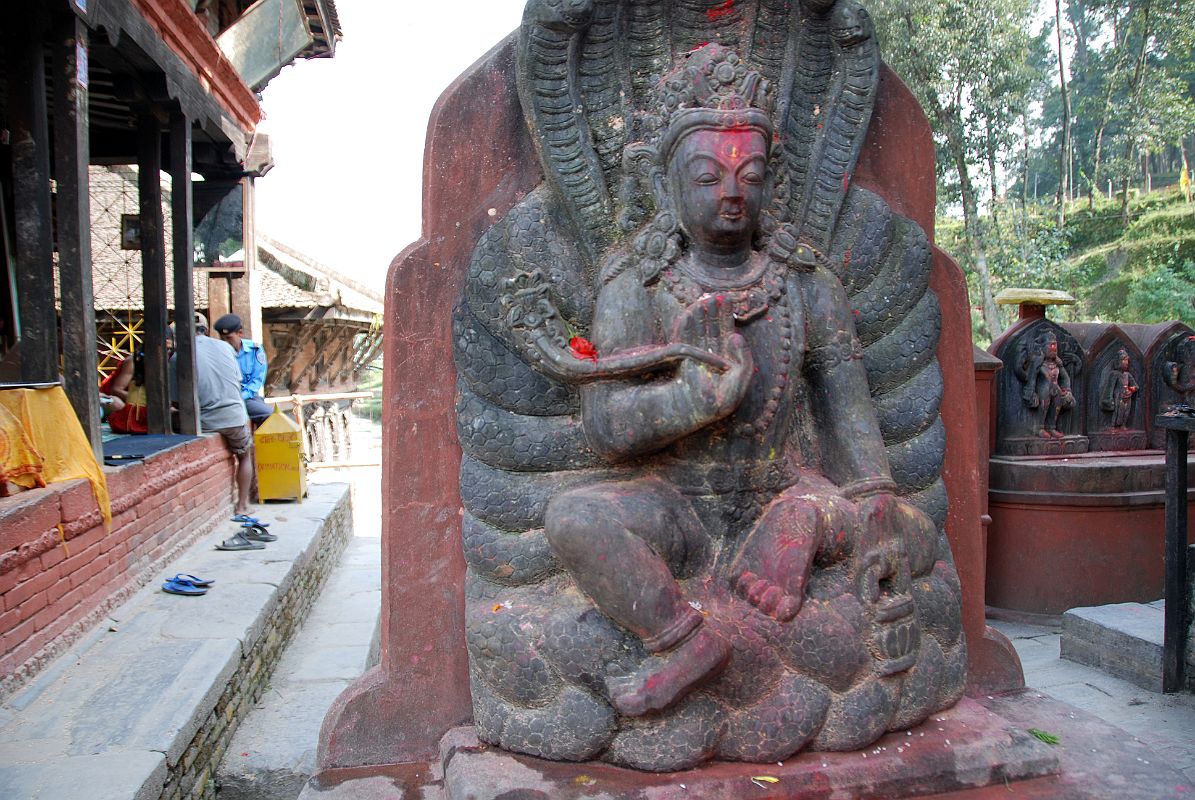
[661,253,794,441]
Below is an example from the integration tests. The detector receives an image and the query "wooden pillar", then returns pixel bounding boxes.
[53,15,102,460]
[170,114,200,435]
[138,114,170,434]
[5,7,58,383]
[1161,420,1191,693]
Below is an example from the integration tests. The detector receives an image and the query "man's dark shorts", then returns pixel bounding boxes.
[216,423,252,456]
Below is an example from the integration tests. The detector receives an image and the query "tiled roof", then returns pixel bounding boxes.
[87,166,381,318]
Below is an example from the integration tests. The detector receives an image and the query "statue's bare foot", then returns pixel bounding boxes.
[733,570,803,621]
[605,627,731,717]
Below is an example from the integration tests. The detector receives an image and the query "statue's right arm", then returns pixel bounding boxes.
[580,271,736,460]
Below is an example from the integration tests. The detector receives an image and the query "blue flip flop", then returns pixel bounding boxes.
[162,577,207,596]
[231,514,269,527]
[172,573,214,588]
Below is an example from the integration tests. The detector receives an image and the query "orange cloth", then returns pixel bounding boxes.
[0,387,111,527]
[0,401,45,490]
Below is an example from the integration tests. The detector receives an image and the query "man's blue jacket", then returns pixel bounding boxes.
[235,339,268,400]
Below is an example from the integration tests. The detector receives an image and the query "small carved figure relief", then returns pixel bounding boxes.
[1100,348,1138,428]
[1164,335,1195,410]
[1016,331,1079,439]
[453,0,964,772]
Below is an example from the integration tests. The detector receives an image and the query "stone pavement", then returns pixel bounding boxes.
[216,418,382,800]
[989,618,1195,783]
[0,481,353,800]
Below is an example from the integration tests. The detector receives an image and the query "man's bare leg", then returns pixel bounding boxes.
[234,449,253,515]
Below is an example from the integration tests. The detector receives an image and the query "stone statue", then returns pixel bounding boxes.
[1017,331,1078,439]
[1100,348,1138,429]
[454,0,964,772]
[1164,335,1195,410]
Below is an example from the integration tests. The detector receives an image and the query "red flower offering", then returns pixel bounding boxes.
[569,336,598,362]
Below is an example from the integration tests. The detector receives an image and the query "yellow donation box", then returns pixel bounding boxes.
[254,407,307,501]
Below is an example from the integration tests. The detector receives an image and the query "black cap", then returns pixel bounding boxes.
[214,314,243,334]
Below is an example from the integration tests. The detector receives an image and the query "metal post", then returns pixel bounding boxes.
[54,14,102,461]
[5,7,58,383]
[170,113,200,435]
[1162,425,1190,693]
[138,114,170,434]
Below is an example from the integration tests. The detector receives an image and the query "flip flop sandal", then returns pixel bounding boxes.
[215,532,266,551]
[172,573,214,588]
[231,514,269,527]
[162,577,207,596]
[241,523,277,542]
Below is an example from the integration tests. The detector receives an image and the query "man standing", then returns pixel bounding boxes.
[171,315,268,549]
[212,313,271,426]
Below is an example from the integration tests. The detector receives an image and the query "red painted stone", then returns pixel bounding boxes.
[316,48,1020,773]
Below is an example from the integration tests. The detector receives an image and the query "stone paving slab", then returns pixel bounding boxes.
[0,750,167,800]
[990,618,1195,784]
[0,482,351,800]
[1060,602,1171,692]
[217,483,381,800]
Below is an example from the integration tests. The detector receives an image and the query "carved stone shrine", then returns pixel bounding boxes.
[454,0,967,772]
[314,0,1059,794]
[987,301,1195,617]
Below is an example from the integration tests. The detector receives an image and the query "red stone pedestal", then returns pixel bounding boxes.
[436,698,1058,800]
[986,452,1195,616]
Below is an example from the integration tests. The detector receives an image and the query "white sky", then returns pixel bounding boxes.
[255,0,528,290]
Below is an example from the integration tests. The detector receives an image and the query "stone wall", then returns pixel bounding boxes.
[0,436,234,696]
[161,488,353,800]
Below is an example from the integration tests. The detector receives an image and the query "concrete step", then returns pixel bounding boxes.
[215,529,380,800]
[0,483,353,800]
[1060,601,1194,693]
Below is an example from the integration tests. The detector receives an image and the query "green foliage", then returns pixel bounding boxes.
[353,364,383,422]
[1122,254,1195,325]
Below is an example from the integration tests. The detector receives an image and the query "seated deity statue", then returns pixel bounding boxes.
[454,2,965,773]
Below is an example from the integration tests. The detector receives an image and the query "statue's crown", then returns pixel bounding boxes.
[651,44,776,161]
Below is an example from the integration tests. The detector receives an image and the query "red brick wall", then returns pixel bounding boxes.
[0,436,235,694]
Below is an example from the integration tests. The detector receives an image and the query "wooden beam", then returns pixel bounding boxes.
[170,113,200,436]
[54,14,103,461]
[6,8,58,383]
[138,113,170,434]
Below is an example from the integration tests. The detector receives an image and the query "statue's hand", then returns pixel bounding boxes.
[673,294,753,422]
[853,492,937,579]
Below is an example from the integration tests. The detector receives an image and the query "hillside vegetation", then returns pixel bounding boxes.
[938,187,1195,346]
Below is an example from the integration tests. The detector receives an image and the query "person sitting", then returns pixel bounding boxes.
[170,316,263,539]
[212,314,271,426]
[99,334,171,434]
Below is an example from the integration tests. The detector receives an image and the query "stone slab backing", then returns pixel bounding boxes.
[0,482,352,800]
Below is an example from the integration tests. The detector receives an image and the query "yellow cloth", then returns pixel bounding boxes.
[0,401,45,490]
[0,387,111,527]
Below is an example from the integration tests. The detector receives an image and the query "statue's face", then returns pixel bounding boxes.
[669,127,768,254]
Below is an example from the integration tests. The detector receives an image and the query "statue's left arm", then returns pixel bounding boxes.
[799,265,895,496]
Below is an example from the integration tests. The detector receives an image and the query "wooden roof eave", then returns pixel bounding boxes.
[90,0,261,156]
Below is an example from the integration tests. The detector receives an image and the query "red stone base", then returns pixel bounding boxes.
[301,691,1194,799]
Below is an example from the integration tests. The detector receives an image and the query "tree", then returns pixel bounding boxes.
[870,0,1045,339]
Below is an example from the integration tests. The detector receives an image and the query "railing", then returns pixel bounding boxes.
[263,391,380,469]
